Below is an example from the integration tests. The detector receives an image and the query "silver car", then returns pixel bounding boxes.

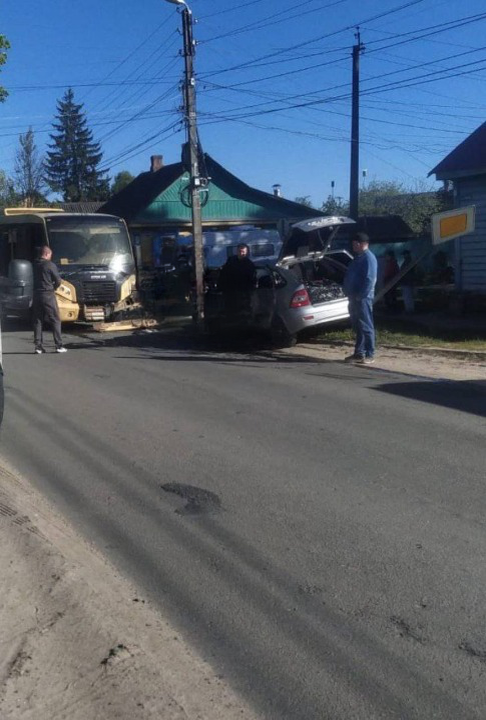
[205,216,355,346]
[263,250,352,345]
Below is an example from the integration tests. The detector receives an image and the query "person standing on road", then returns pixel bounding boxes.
[218,243,257,316]
[343,232,378,365]
[32,245,67,354]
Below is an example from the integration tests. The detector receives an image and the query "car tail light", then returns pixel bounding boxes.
[290,288,311,308]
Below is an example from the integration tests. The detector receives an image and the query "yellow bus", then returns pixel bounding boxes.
[0,209,138,323]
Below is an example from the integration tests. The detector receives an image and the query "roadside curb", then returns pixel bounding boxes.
[298,341,486,362]
[150,319,486,361]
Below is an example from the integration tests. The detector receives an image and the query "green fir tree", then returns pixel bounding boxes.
[111,170,135,196]
[45,89,110,202]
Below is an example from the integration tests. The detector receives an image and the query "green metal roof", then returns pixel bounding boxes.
[100,155,323,225]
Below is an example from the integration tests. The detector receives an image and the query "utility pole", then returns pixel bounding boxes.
[166,0,206,328]
[349,28,364,221]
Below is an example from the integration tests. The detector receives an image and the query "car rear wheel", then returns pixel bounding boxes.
[270,315,297,348]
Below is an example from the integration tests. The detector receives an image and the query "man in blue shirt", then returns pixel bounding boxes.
[343,232,378,364]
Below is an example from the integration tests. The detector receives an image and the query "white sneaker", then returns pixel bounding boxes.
[34,347,45,355]
[56,347,68,353]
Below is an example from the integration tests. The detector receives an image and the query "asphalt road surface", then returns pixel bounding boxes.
[2,324,486,720]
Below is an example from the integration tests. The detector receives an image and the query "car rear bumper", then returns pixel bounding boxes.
[284,298,350,334]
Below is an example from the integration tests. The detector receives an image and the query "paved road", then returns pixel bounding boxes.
[2,325,486,719]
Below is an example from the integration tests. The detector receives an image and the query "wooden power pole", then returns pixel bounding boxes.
[180,4,206,328]
[349,29,365,221]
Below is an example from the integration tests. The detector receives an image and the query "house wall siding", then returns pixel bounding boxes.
[455,176,486,292]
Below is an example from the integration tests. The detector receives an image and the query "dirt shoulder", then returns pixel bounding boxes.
[0,461,258,720]
[281,341,486,382]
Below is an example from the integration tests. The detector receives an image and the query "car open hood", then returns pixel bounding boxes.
[278,216,356,267]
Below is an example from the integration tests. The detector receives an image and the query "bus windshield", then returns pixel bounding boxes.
[45,215,133,270]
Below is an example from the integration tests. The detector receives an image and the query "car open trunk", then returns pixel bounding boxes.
[278,215,355,307]
[279,251,352,307]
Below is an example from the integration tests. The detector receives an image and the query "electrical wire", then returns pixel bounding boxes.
[201,0,348,44]
[97,120,183,171]
[90,31,179,115]
[197,0,268,20]
[97,83,180,145]
[197,0,427,78]
[198,48,486,122]
[78,19,176,103]
[199,11,486,91]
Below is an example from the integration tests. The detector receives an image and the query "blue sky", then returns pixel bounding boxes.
[2,0,486,205]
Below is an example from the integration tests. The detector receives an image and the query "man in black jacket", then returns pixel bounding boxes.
[218,244,256,317]
[32,245,67,354]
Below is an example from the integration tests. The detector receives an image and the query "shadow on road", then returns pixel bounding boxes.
[374,378,486,418]
[59,328,322,365]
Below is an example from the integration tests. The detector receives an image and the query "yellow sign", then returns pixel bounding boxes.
[431,206,475,245]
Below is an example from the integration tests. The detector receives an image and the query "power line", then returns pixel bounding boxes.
[78,19,176,103]
[198,0,427,78]
[201,78,471,136]
[206,85,481,148]
[98,53,179,120]
[203,49,351,89]
[201,0,348,44]
[8,78,179,92]
[365,11,486,55]
[98,120,182,171]
[200,11,486,91]
[97,83,180,145]
[242,10,486,72]
[14,9,482,96]
[198,0,265,20]
[0,109,180,139]
[199,47,486,122]
[85,39,181,152]
[91,32,178,115]
[198,110,446,156]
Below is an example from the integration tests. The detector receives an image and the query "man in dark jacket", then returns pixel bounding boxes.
[32,245,67,354]
[218,243,257,316]
[343,232,378,364]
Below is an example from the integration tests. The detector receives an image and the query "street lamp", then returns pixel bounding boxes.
[164,0,206,329]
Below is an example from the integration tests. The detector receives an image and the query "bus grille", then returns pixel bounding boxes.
[82,281,117,303]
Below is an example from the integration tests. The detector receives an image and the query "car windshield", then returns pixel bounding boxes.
[45,216,133,269]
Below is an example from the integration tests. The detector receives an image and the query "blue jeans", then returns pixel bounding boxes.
[349,297,375,358]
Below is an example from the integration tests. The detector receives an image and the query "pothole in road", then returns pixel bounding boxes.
[459,641,486,663]
[161,483,222,516]
[390,615,426,644]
